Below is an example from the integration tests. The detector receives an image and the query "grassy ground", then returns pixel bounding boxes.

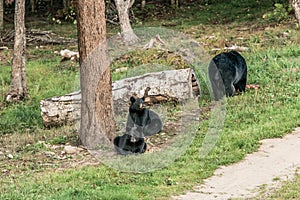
[0,0,300,199]
[251,168,300,200]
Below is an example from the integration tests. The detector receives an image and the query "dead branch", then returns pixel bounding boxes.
[143,34,166,49]
[211,45,249,53]
[0,29,76,46]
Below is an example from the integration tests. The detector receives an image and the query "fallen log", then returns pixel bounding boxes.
[40,68,201,127]
[40,91,81,127]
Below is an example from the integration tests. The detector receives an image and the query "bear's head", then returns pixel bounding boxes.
[129,96,145,112]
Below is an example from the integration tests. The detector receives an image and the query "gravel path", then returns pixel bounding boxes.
[173,127,300,200]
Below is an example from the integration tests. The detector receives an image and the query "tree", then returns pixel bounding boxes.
[6,0,27,103]
[114,0,140,45]
[30,0,35,12]
[77,0,116,149]
[170,0,180,8]
[291,0,300,25]
[0,0,3,30]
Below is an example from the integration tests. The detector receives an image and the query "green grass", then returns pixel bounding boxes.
[137,0,289,28]
[1,45,299,200]
[0,47,79,135]
[1,0,300,199]
[267,174,300,199]
[251,169,300,199]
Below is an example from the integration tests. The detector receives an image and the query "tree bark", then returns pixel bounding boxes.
[40,68,200,127]
[63,0,70,10]
[0,0,3,30]
[77,0,116,149]
[291,0,300,26]
[6,0,27,103]
[114,0,140,45]
[170,0,179,8]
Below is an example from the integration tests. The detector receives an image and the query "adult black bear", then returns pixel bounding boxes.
[113,134,146,155]
[126,96,162,138]
[113,96,162,155]
[208,50,247,100]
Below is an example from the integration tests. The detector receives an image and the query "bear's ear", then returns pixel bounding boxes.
[130,96,136,104]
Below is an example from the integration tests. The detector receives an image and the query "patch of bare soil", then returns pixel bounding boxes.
[0,140,99,179]
[145,103,200,153]
[173,127,300,200]
[0,128,100,179]
[0,104,199,177]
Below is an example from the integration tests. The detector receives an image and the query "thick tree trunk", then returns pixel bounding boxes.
[40,68,200,127]
[77,0,116,149]
[291,0,300,26]
[115,0,140,45]
[6,0,27,103]
[0,0,3,30]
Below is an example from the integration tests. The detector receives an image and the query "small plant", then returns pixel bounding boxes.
[263,3,292,22]
[22,142,47,153]
[51,6,77,25]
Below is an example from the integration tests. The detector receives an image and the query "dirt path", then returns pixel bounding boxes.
[173,127,300,200]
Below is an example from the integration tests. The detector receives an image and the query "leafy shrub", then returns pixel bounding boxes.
[263,3,292,22]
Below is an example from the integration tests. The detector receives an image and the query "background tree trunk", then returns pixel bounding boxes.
[0,0,3,30]
[141,0,146,10]
[6,0,27,103]
[114,0,140,45]
[77,0,116,149]
[63,0,70,10]
[30,0,35,13]
[170,0,180,8]
[291,0,300,26]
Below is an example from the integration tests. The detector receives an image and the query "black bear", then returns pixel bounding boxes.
[113,134,146,155]
[208,50,247,100]
[126,96,162,138]
[113,96,162,155]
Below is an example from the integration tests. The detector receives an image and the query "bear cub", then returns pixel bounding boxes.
[113,96,162,155]
[113,134,146,155]
[208,50,247,100]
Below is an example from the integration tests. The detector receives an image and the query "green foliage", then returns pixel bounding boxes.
[22,142,47,153]
[52,7,77,25]
[49,134,79,145]
[263,3,292,22]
